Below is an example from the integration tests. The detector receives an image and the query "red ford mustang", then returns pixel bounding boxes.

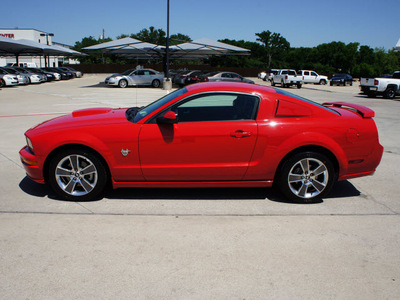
[19,82,383,203]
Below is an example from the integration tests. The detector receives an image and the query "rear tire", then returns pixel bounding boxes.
[152,79,160,88]
[383,88,396,99]
[297,83,302,89]
[277,152,335,203]
[0,79,4,88]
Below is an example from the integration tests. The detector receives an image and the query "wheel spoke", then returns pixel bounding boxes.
[80,164,96,176]
[64,179,77,194]
[79,178,94,193]
[56,166,72,177]
[311,179,326,192]
[312,164,327,176]
[297,183,308,198]
[69,155,79,172]
[300,159,309,173]
[289,174,303,183]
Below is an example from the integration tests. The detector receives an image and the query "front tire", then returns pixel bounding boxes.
[277,152,335,203]
[319,79,327,85]
[118,79,128,88]
[48,148,108,201]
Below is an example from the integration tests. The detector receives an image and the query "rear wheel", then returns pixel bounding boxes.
[0,79,4,88]
[152,79,160,88]
[297,83,302,89]
[277,152,335,203]
[118,79,128,88]
[48,148,108,201]
[384,88,396,99]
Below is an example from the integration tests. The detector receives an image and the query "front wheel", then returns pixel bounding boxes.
[277,152,335,203]
[297,83,302,89]
[118,79,128,88]
[48,148,108,201]
[319,80,327,85]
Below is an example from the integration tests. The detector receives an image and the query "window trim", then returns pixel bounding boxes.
[146,91,261,124]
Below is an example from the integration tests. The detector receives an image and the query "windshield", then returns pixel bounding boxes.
[274,88,339,114]
[120,69,135,76]
[132,88,188,123]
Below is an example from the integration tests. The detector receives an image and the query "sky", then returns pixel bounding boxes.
[1,0,399,50]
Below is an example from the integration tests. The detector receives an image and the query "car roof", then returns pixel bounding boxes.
[185,82,277,95]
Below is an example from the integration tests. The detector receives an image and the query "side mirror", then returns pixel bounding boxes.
[157,111,178,124]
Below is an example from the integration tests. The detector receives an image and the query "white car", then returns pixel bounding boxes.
[1,67,29,85]
[105,68,164,88]
[297,70,328,85]
[0,68,19,87]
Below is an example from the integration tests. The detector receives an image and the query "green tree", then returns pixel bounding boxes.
[255,30,290,68]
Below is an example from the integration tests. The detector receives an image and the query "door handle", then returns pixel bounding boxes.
[230,130,252,138]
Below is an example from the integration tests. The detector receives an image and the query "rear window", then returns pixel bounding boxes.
[274,89,339,115]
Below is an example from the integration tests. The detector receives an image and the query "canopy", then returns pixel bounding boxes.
[0,36,86,57]
[83,37,160,59]
[83,37,250,60]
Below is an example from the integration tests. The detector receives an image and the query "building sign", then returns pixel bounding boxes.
[0,33,15,38]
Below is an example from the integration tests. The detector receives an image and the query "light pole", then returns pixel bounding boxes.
[40,33,54,67]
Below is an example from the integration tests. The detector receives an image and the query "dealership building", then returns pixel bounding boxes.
[0,28,78,67]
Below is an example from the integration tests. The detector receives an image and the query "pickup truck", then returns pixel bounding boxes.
[360,71,400,99]
[272,69,303,88]
[297,70,328,85]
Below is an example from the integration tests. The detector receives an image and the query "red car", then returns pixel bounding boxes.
[19,82,383,203]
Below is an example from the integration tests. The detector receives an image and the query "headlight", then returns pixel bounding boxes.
[26,136,34,152]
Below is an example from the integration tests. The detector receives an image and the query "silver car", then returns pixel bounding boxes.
[206,72,254,84]
[0,68,19,87]
[105,68,164,88]
[0,67,29,85]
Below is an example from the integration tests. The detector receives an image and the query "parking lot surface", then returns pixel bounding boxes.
[1,75,399,299]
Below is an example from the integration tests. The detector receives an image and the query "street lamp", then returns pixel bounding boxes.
[40,33,54,67]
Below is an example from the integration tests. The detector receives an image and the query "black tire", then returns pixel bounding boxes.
[152,79,161,88]
[118,79,128,88]
[319,80,327,85]
[383,88,396,99]
[47,148,108,201]
[281,80,286,88]
[271,80,275,86]
[277,151,335,203]
[330,82,333,86]
[297,83,302,89]
[0,79,4,88]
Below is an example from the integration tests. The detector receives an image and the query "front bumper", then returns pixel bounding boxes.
[19,146,45,184]
[105,78,119,86]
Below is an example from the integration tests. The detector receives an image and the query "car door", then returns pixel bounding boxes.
[138,92,259,181]
[128,70,145,85]
[310,71,318,83]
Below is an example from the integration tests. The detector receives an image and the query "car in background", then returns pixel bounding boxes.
[206,72,254,84]
[105,68,164,88]
[172,70,205,87]
[297,70,328,85]
[60,66,83,78]
[0,68,19,87]
[0,67,29,85]
[183,71,209,85]
[42,67,72,80]
[27,68,56,81]
[12,67,45,83]
[19,82,383,203]
[263,69,280,82]
[330,74,353,86]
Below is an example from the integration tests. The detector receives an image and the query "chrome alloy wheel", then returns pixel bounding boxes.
[287,158,328,199]
[55,154,98,196]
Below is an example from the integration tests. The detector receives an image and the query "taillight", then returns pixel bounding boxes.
[374,79,379,85]
[285,75,288,80]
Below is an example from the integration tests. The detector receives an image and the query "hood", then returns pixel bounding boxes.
[29,107,128,134]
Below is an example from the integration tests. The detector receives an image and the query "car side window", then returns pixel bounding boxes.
[221,73,230,78]
[304,71,310,76]
[311,72,317,76]
[168,93,259,122]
